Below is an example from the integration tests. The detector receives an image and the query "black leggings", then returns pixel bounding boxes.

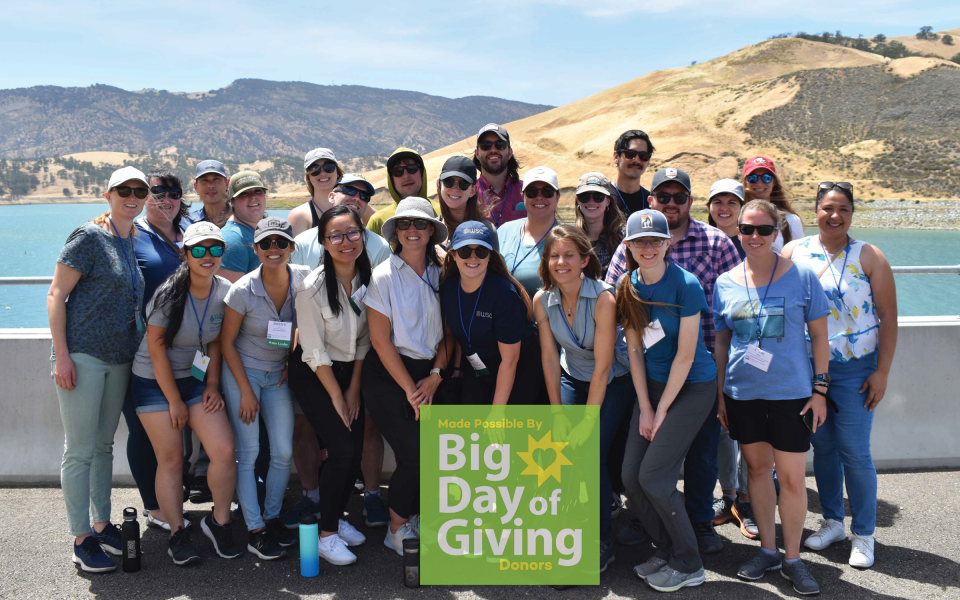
[458,341,547,405]
[288,355,363,532]
[362,349,432,520]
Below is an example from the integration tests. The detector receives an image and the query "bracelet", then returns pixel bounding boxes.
[812,389,827,398]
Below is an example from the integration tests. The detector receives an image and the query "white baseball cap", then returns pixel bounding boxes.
[708,178,745,202]
[107,166,149,191]
[522,166,559,191]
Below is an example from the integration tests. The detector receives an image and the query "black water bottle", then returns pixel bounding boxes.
[402,538,420,588]
[121,507,141,572]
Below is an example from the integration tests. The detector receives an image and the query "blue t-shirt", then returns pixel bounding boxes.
[134,218,184,306]
[441,271,537,366]
[220,220,260,274]
[498,218,554,299]
[629,263,716,384]
[713,263,830,400]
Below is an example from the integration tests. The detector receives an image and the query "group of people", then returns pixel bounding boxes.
[49,124,897,595]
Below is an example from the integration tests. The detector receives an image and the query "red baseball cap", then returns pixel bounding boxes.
[743,156,777,178]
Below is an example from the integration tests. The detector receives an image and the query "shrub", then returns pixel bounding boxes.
[943,34,954,46]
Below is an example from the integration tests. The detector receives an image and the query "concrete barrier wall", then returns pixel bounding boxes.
[1,317,958,484]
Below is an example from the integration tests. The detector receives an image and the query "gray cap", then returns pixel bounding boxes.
[195,160,227,179]
[107,166,148,190]
[625,209,671,241]
[650,167,692,193]
[477,123,510,143]
[708,178,744,202]
[183,221,225,246]
[304,148,338,170]
[254,217,294,243]
[381,197,448,245]
[576,172,611,196]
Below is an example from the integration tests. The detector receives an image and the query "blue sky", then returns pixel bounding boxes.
[1,1,956,106]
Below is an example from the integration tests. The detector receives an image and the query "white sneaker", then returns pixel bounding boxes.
[803,518,846,550]
[338,519,366,546]
[318,534,357,566]
[849,534,875,568]
[145,512,191,532]
[409,514,420,537]
[384,522,418,557]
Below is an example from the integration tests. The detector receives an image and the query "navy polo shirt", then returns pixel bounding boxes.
[134,218,184,307]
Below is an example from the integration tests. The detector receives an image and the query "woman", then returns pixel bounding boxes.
[291,206,372,565]
[219,171,269,283]
[48,166,148,573]
[707,178,746,260]
[782,182,898,569]
[288,148,376,235]
[436,156,499,251]
[533,225,632,573]
[713,200,831,595]
[220,217,311,560]
[616,210,718,593]
[498,166,560,299]
[440,221,540,404]
[573,172,625,279]
[740,156,804,252]
[362,198,452,555]
[131,222,240,565]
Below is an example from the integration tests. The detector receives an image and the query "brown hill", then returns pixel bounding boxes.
[893,28,960,60]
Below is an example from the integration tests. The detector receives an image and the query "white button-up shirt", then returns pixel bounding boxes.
[295,268,371,370]
[364,254,443,361]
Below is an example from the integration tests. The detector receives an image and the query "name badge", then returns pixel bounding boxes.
[267,320,293,348]
[466,353,490,377]
[135,312,144,333]
[191,351,210,381]
[744,345,773,372]
[350,285,367,315]
[642,319,666,350]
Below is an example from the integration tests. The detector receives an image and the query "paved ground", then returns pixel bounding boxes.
[2,471,959,599]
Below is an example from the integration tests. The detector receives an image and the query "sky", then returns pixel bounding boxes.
[0,1,957,107]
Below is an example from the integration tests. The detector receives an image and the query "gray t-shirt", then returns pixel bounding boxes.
[56,222,145,365]
[225,265,311,372]
[131,276,229,379]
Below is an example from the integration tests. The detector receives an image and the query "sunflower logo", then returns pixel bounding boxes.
[516,432,573,486]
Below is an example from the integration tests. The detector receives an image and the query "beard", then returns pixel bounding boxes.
[481,155,508,176]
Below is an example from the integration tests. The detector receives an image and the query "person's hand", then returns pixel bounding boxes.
[169,399,189,431]
[415,373,442,405]
[201,385,224,413]
[331,393,353,430]
[405,386,423,421]
[54,354,77,391]
[718,395,729,430]
[485,405,506,445]
[639,407,655,441]
[239,390,260,425]
[861,370,889,412]
[567,417,596,449]
[801,393,828,433]
[345,384,362,424]
[553,412,572,442]
[277,365,289,387]
[650,406,668,441]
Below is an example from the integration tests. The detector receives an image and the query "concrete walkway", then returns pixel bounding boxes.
[2,471,958,599]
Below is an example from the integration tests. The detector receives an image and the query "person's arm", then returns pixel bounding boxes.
[714,329,733,429]
[779,239,798,260]
[860,244,898,410]
[567,292,617,448]
[287,203,312,238]
[491,342,520,406]
[625,327,655,440]
[203,338,224,413]
[650,313,701,439]
[604,243,628,286]
[146,324,188,430]
[344,358,365,425]
[47,262,82,391]
[219,305,258,424]
[534,294,570,438]
[415,323,454,407]
[804,315,830,432]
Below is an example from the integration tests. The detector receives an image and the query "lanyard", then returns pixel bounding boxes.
[493,179,512,226]
[109,218,138,301]
[189,280,214,354]
[510,219,557,274]
[743,254,779,349]
[558,288,587,349]
[638,264,668,301]
[457,276,485,349]
[412,263,438,294]
[613,186,646,214]
[233,216,256,231]
[311,198,325,219]
[138,217,182,260]
[819,235,851,305]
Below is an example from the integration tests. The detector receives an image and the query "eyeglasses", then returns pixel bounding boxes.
[335,186,371,202]
[257,238,291,251]
[524,186,556,199]
[738,223,777,236]
[396,218,430,231]
[746,172,774,184]
[456,246,490,260]
[325,229,363,245]
[188,245,225,258]
[307,161,338,176]
[654,192,690,205]
[577,192,607,204]
[478,140,508,151]
[150,186,183,200]
[391,164,421,178]
[628,238,666,248]
[442,178,471,191]
[113,185,149,199]
[619,149,652,161]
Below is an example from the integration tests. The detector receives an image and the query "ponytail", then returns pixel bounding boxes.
[149,261,199,347]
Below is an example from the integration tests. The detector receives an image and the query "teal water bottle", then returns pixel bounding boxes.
[299,514,319,577]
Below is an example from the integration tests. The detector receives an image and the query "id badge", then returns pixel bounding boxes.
[466,353,489,376]
[191,350,210,381]
[350,285,367,315]
[267,320,293,348]
[642,319,666,350]
[744,345,773,372]
[135,312,144,333]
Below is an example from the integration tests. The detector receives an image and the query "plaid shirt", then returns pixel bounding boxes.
[605,218,741,353]
[477,175,527,226]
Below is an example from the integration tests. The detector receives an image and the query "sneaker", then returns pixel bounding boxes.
[611,493,623,520]
[692,521,723,555]
[201,514,243,559]
[145,512,192,532]
[92,523,123,556]
[737,550,782,580]
[72,536,116,573]
[408,514,421,537]
[318,534,357,566]
[616,518,649,546]
[646,566,706,592]
[278,494,322,529]
[732,499,759,539]
[849,534,875,568]
[189,476,213,504]
[781,560,820,595]
[803,518,846,551]
[363,493,389,527]
[338,520,366,547]
[266,519,297,548]
[712,496,736,525]
[633,556,668,580]
[599,541,615,574]
[168,527,201,566]
[384,522,418,557]
[247,530,287,560]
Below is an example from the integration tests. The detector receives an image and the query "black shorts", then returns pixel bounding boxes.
[724,394,811,453]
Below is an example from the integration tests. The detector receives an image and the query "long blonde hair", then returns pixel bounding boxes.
[92,211,137,237]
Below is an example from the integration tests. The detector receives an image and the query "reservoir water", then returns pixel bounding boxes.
[1,203,958,327]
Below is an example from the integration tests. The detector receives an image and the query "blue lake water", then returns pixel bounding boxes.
[1,203,957,327]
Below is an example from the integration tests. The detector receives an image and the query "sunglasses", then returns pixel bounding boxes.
[628,238,666,248]
[335,186,371,202]
[257,238,291,251]
[188,244,225,258]
[150,186,183,200]
[456,246,490,260]
[818,181,854,193]
[325,229,363,245]
[396,218,430,231]
[478,140,508,151]
[524,186,556,199]
[654,192,690,205]
[391,164,421,178]
[746,172,774,184]
[577,192,607,204]
[113,185,149,200]
[307,161,338,176]
[738,223,777,236]
[442,178,472,191]
[619,149,652,161]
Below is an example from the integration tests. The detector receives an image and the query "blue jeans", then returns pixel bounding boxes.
[683,400,721,524]
[561,371,633,544]
[221,362,294,531]
[811,354,879,535]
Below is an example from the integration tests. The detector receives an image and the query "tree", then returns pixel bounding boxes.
[943,34,954,46]
[62,188,72,197]
[917,26,933,40]
[878,40,910,59]
[951,53,960,65]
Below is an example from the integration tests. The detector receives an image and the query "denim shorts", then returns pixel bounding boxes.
[132,374,206,414]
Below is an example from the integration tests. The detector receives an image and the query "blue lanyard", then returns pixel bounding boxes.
[638,265,667,301]
[492,179,512,226]
[819,235,850,305]
[613,186,647,214]
[311,199,324,218]
[188,280,214,353]
[457,276,485,349]
[510,219,557,275]
[233,216,256,231]
[743,254,779,349]
[109,218,138,300]
[412,263,438,294]
[558,289,587,349]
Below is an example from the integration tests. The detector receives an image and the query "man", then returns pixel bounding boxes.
[608,130,655,214]
[472,123,526,226]
[187,160,232,227]
[366,148,440,237]
[606,167,741,555]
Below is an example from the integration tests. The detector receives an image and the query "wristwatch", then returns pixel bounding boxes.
[430,367,443,381]
[812,373,831,388]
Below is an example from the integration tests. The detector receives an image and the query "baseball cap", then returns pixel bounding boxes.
[253,217,294,244]
[576,172,611,196]
[650,167,692,193]
[337,173,375,197]
[522,166,560,191]
[742,156,777,178]
[439,156,477,184]
[195,160,227,179]
[228,171,267,199]
[450,221,494,251]
[303,148,338,170]
[477,123,510,143]
[708,179,745,202]
[107,166,149,191]
[182,221,225,246]
[625,209,671,241]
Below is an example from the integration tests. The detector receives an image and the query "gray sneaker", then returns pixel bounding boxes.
[633,556,669,580]
[616,518,649,546]
[646,566,706,592]
[600,541,615,573]
[737,550,782,580]
[781,560,820,595]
